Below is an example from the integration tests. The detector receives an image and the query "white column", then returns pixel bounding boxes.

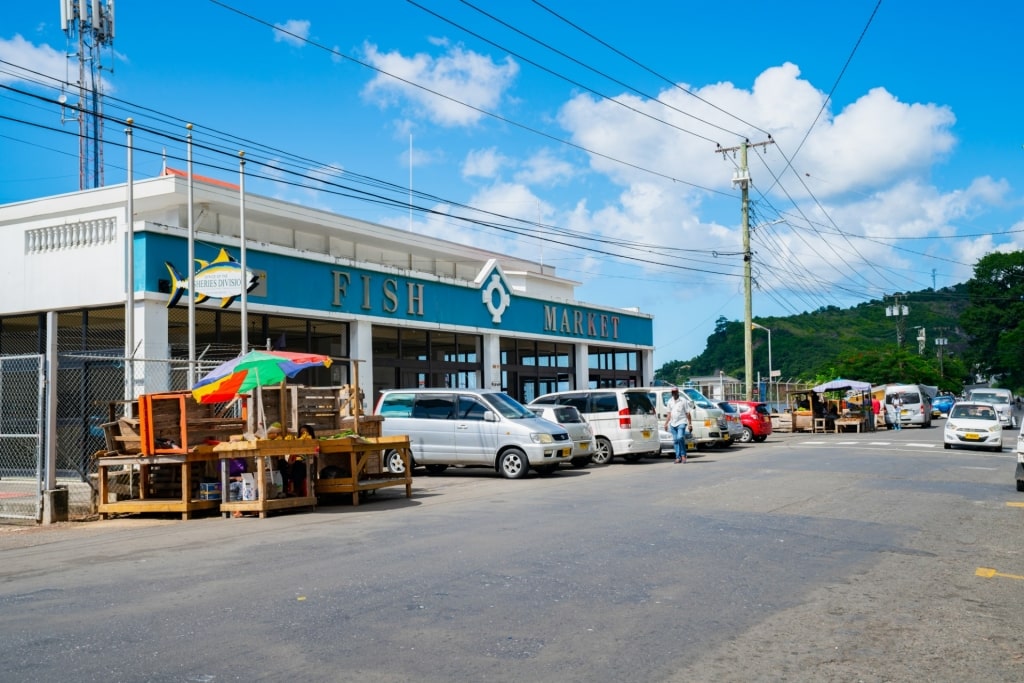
[642,348,655,386]
[135,299,170,394]
[482,333,502,390]
[349,320,374,411]
[574,343,589,390]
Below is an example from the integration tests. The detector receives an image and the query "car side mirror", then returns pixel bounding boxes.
[483,411,497,422]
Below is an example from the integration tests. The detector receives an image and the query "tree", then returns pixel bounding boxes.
[960,251,1024,387]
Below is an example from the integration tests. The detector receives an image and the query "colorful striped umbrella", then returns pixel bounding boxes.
[191,350,332,404]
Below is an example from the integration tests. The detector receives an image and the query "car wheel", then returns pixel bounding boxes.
[1017,479,1024,492]
[696,441,713,451]
[424,464,448,475]
[591,437,613,465]
[943,443,951,449]
[753,434,768,442]
[384,449,407,474]
[739,427,755,443]
[718,439,734,448]
[570,457,591,469]
[623,453,642,462]
[498,448,529,479]
[534,464,558,475]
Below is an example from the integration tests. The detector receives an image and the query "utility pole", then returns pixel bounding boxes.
[718,137,774,400]
[935,327,948,378]
[885,293,909,348]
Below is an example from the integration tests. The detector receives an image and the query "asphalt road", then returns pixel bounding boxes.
[2,424,1023,682]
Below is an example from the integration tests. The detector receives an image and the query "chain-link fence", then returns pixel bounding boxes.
[0,354,45,521]
[56,354,199,520]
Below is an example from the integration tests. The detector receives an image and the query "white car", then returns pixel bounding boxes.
[944,401,1003,452]
[528,404,595,469]
[1016,420,1024,492]
[967,388,1017,429]
[658,427,696,458]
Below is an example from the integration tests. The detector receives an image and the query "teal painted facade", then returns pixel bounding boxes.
[141,233,653,346]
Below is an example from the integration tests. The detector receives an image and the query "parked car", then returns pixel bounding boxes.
[943,401,1003,452]
[528,404,595,469]
[728,400,773,442]
[645,386,726,450]
[530,389,660,465]
[375,388,572,478]
[658,427,696,458]
[931,394,955,418]
[1015,420,1024,492]
[885,384,933,428]
[967,388,1016,429]
[715,401,744,446]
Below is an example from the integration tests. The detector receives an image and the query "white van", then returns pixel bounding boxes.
[967,387,1017,429]
[884,384,933,428]
[530,388,660,465]
[645,386,726,450]
[375,389,572,479]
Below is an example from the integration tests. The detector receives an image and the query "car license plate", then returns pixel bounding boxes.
[964,433,980,440]
[561,447,571,457]
[580,442,590,450]
[642,430,651,438]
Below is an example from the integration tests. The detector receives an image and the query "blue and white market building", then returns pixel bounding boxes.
[0,170,655,406]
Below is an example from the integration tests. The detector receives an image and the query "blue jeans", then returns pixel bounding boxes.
[669,424,689,458]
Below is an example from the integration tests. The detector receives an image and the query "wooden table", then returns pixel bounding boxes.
[199,440,319,519]
[96,450,221,520]
[316,435,413,506]
[835,417,865,433]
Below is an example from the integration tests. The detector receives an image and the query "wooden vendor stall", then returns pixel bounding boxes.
[95,450,222,520]
[314,416,412,505]
[94,391,246,519]
[196,439,319,519]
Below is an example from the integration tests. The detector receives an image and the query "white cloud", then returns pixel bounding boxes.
[361,41,519,127]
[515,149,575,186]
[0,34,71,85]
[462,148,507,179]
[556,62,958,202]
[0,34,115,93]
[273,19,310,47]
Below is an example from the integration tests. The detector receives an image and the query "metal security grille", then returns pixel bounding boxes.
[0,354,45,521]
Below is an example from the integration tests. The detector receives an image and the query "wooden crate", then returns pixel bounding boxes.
[139,391,247,455]
[255,385,370,434]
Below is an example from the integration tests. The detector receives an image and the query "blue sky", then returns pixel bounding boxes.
[2,1,1022,370]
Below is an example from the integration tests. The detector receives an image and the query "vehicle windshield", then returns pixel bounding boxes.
[482,392,535,419]
[682,387,716,409]
[950,404,997,420]
[972,392,1009,404]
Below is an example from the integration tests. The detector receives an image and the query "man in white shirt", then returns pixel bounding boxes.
[664,387,693,463]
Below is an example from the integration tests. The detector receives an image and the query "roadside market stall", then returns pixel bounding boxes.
[812,378,873,432]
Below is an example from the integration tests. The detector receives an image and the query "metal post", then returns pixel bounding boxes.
[124,118,135,411]
[186,124,196,387]
[239,151,248,356]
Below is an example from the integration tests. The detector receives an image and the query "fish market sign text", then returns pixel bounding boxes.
[544,305,620,340]
[330,270,620,340]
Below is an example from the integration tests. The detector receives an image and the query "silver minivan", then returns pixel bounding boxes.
[530,388,660,465]
[375,388,573,478]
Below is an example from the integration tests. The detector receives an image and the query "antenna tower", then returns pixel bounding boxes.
[60,0,115,190]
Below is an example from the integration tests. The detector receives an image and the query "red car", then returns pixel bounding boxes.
[727,401,773,443]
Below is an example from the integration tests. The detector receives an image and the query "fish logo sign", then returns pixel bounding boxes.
[164,248,260,309]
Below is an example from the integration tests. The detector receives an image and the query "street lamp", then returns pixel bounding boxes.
[751,322,773,407]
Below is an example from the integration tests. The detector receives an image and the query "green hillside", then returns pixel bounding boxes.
[657,284,972,392]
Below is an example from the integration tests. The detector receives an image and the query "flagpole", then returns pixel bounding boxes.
[186,123,196,387]
[125,117,135,411]
[239,150,248,356]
